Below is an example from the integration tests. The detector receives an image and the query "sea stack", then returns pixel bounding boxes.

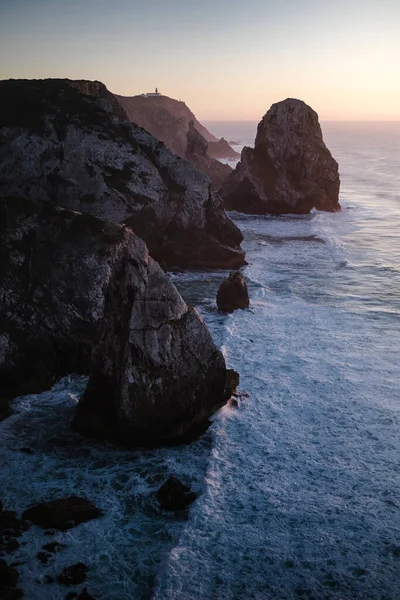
[0,197,235,444]
[221,98,340,214]
[216,272,250,313]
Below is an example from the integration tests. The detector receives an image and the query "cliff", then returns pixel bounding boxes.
[0,79,245,269]
[185,121,233,190]
[0,197,235,444]
[221,99,340,214]
[115,93,238,185]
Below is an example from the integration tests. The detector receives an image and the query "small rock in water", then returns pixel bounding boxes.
[0,510,31,555]
[156,476,197,511]
[23,496,103,530]
[225,369,240,395]
[19,447,34,454]
[58,562,88,586]
[43,541,65,554]
[217,271,249,313]
[0,558,22,599]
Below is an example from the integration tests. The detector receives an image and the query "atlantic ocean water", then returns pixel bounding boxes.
[1,122,399,600]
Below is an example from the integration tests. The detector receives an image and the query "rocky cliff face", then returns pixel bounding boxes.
[0,197,233,443]
[116,93,237,184]
[221,99,340,214]
[185,121,232,189]
[208,138,240,160]
[0,79,245,269]
[116,93,217,156]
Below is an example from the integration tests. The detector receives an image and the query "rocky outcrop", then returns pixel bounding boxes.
[221,99,340,214]
[156,476,197,511]
[73,233,234,444]
[116,93,237,185]
[22,497,103,530]
[185,121,233,189]
[1,197,235,443]
[216,272,250,313]
[58,563,88,586]
[0,78,245,269]
[208,137,240,160]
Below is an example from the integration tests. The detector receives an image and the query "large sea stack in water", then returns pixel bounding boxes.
[0,197,234,444]
[0,79,245,269]
[221,98,340,214]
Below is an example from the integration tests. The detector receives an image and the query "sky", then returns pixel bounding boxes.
[0,0,399,121]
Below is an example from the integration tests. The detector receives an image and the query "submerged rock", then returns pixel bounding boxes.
[216,272,250,313]
[0,78,245,269]
[221,98,340,214]
[0,509,31,555]
[22,497,102,531]
[156,476,197,511]
[58,563,88,586]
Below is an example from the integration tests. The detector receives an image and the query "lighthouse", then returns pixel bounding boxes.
[144,87,161,97]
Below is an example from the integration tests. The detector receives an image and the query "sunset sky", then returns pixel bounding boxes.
[0,0,399,121]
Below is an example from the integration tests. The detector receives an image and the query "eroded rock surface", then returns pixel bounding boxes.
[0,78,245,269]
[185,121,233,189]
[116,92,238,164]
[222,98,340,214]
[0,197,235,442]
[208,137,240,160]
[216,272,250,313]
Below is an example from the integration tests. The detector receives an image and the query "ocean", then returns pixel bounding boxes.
[1,121,400,600]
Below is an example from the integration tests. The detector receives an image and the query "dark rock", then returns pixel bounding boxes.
[0,559,18,587]
[0,510,30,555]
[0,198,236,444]
[0,501,2,513]
[216,271,250,313]
[43,541,65,554]
[58,562,88,586]
[185,121,233,189]
[208,137,240,159]
[0,78,245,270]
[37,551,51,564]
[225,369,240,395]
[19,447,34,454]
[156,476,197,511]
[0,397,13,422]
[227,398,239,409]
[77,588,96,600]
[65,594,78,600]
[222,98,340,214]
[0,559,22,599]
[22,496,102,531]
